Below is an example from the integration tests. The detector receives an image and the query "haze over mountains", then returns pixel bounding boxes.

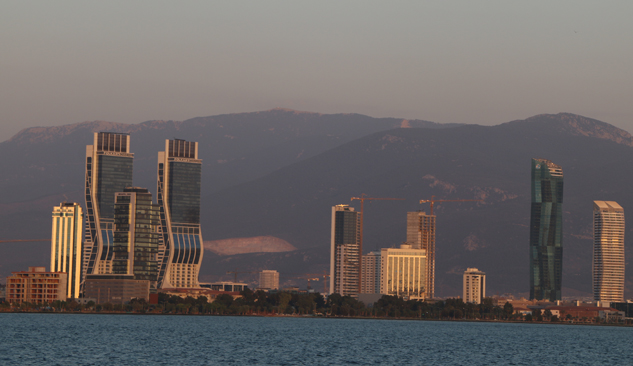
[1,109,632,298]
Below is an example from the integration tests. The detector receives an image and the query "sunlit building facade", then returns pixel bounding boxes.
[83,132,134,282]
[360,251,381,294]
[529,158,563,301]
[330,204,360,296]
[463,267,486,304]
[380,245,426,299]
[156,139,204,288]
[407,211,436,299]
[6,267,67,304]
[112,188,160,285]
[259,270,280,290]
[51,202,83,299]
[593,201,625,303]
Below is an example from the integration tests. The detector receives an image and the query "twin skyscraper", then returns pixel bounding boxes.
[82,132,203,291]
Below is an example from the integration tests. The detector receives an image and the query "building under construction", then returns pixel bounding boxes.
[406,211,435,299]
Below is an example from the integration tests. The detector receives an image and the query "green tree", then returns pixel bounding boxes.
[277,292,292,314]
[503,302,514,319]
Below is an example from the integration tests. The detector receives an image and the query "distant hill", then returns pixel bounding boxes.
[199,113,633,297]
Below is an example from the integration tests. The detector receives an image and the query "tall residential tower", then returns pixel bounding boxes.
[529,158,563,301]
[406,211,436,299]
[51,202,83,299]
[156,139,204,288]
[593,201,625,303]
[83,132,133,281]
[330,204,360,296]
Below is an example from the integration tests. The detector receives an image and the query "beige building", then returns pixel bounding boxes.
[407,211,436,299]
[593,201,625,303]
[51,202,83,299]
[361,251,381,294]
[380,245,426,299]
[84,274,150,304]
[259,270,280,290]
[463,268,486,304]
[6,267,68,304]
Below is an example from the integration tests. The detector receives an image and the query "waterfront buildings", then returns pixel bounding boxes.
[529,158,564,301]
[6,267,67,304]
[463,268,486,304]
[51,202,83,299]
[406,211,436,299]
[593,201,625,303]
[156,139,204,289]
[380,244,426,299]
[360,251,381,294]
[112,187,160,284]
[84,274,150,304]
[259,270,280,290]
[83,132,134,280]
[330,204,360,296]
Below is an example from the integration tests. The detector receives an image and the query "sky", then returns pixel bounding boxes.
[1,1,632,141]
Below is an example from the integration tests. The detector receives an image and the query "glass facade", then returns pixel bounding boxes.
[529,158,563,301]
[330,205,360,296]
[156,139,203,288]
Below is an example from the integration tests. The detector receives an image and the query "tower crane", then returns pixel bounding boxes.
[417,195,483,299]
[350,194,404,292]
[287,271,330,293]
[226,269,256,283]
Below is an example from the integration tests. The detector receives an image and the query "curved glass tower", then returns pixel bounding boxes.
[593,201,625,303]
[529,158,563,301]
[83,132,134,282]
[156,139,203,288]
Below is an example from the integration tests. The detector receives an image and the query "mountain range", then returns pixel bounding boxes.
[1,109,632,298]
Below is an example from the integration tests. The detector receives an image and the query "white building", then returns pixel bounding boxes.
[259,270,280,290]
[463,268,486,304]
[330,205,360,296]
[51,202,83,299]
[361,251,381,294]
[380,245,426,299]
[593,201,625,303]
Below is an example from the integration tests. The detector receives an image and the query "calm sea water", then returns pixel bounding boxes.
[1,314,631,365]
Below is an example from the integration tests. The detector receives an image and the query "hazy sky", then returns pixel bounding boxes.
[1,1,632,141]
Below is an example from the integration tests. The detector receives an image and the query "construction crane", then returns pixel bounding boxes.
[226,269,256,283]
[290,276,320,290]
[418,195,483,216]
[287,271,330,293]
[350,194,404,292]
[417,195,483,299]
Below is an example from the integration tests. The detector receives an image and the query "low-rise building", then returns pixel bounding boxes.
[6,267,67,304]
[545,306,624,321]
[160,288,242,303]
[83,274,150,304]
[201,282,248,292]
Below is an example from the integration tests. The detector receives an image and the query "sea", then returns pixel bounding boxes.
[1,314,631,365]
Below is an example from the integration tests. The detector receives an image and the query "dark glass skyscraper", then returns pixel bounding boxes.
[112,187,159,284]
[156,139,203,288]
[330,204,360,296]
[529,158,563,301]
[83,132,134,282]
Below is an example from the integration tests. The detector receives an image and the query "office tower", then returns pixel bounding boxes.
[463,268,486,304]
[51,202,83,299]
[259,270,280,290]
[593,201,625,303]
[330,204,360,296]
[156,139,204,288]
[361,251,381,294]
[407,211,436,299]
[112,187,160,284]
[6,267,67,304]
[83,132,133,281]
[380,244,426,299]
[529,158,564,301]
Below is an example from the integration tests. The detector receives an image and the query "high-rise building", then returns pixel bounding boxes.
[406,211,436,299]
[112,187,160,284]
[593,201,625,303]
[330,204,360,296]
[83,132,134,281]
[529,158,564,301]
[361,251,381,294]
[463,268,486,304]
[259,270,280,290]
[51,202,83,299]
[380,244,426,299]
[156,139,204,288]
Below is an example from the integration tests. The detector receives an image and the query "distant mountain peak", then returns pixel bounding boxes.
[505,113,633,147]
